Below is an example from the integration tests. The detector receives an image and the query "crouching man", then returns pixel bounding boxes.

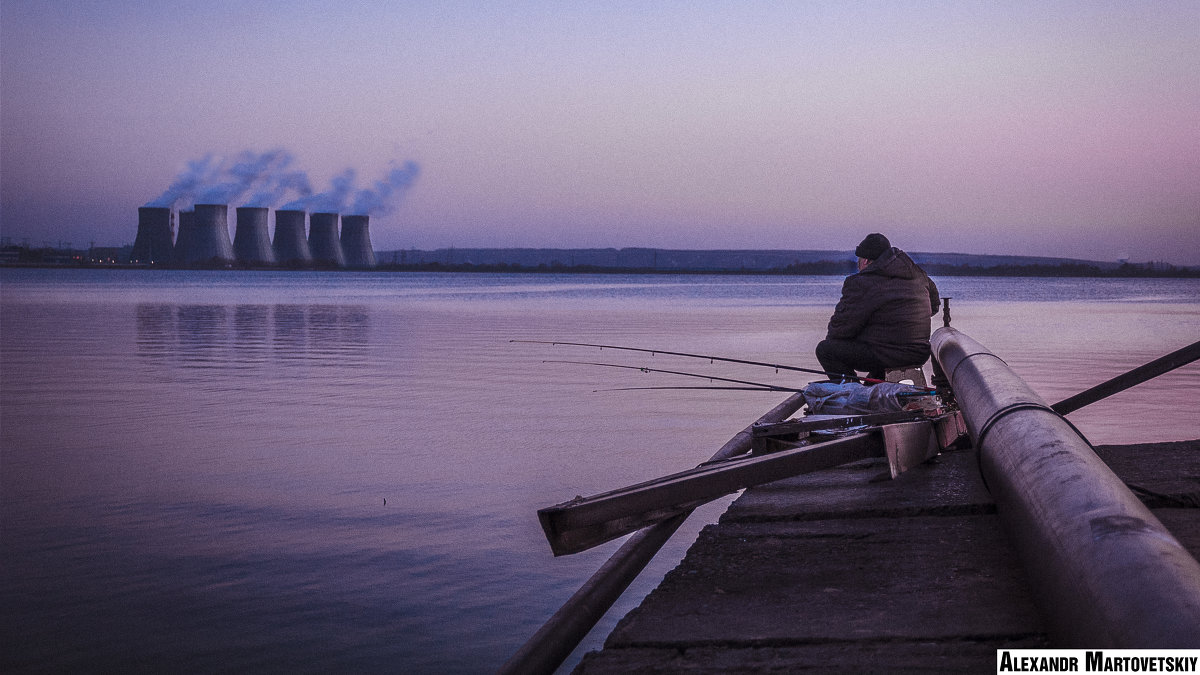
[816,233,940,383]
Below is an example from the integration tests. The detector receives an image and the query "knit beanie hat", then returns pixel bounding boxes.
[854,233,890,260]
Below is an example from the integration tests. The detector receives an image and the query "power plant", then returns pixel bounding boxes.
[233,207,276,265]
[341,215,376,269]
[308,212,346,268]
[130,205,378,269]
[173,210,195,264]
[175,204,236,266]
[132,151,418,268]
[131,207,175,265]
[273,209,312,267]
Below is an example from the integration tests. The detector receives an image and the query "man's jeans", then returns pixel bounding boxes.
[815,339,887,382]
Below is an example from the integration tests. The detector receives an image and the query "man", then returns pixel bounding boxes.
[816,233,940,383]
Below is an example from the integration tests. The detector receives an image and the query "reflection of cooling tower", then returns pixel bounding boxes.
[273,210,312,267]
[234,207,276,265]
[131,207,175,264]
[177,204,235,266]
[308,212,345,268]
[340,215,376,269]
[174,210,195,264]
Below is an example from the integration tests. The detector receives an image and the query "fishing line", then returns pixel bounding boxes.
[542,360,799,391]
[518,339,936,392]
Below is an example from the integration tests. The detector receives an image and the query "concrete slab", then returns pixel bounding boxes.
[1094,440,1200,500]
[575,639,1046,674]
[574,439,1200,674]
[603,516,1044,644]
[723,448,992,523]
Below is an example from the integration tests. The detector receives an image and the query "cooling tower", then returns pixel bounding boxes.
[273,210,312,267]
[308,212,345,268]
[131,207,175,264]
[340,215,376,269]
[233,207,276,265]
[174,210,195,264]
[176,204,235,266]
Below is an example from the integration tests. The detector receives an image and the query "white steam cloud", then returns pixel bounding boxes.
[349,162,420,216]
[146,150,419,218]
[280,168,356,213]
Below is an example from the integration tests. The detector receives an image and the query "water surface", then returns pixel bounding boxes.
[2,269,1197,673]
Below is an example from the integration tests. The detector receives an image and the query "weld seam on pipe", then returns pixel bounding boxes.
[975,401,1061,450]
[947,350,1008,385]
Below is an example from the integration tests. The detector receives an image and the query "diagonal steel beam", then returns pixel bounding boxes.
[538,431,883,555]
[1051,339,1200,415]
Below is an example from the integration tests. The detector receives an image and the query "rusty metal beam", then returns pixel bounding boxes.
[932,327,1200,647]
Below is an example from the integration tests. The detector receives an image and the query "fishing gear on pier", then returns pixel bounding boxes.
[516,339,934,391]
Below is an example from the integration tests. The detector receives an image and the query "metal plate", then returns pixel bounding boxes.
[882,420,940,479]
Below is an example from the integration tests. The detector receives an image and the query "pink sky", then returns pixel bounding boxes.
[2,1,1198,264]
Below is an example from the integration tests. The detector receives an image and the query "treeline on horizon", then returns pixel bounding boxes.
[2,243,1197,277]
[376,259,1200,278]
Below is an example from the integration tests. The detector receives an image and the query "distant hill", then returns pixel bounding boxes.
[375,247,1167,274]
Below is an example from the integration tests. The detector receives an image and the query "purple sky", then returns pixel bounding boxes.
[2,1,1198,264]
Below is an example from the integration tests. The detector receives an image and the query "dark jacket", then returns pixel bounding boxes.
[826,247,940,367]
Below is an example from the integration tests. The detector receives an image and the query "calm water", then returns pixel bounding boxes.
[2,269,1198,673]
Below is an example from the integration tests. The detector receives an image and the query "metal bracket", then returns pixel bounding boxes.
[882,420,939,479]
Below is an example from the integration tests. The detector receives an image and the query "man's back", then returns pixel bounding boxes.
[826,247,939,367]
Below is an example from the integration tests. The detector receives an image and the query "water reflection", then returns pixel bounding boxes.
[134,304,175,358]
[136,303,370,369]
[233,304,271,366]
[304,305,371,365]
[177,305,230,365]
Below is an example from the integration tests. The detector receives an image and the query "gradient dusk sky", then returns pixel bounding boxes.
[2,1,1198,264]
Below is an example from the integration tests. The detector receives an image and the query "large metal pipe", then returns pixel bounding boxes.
[307,212,344,268]
[273,209,312,267]
[233,206,276,266]
[932,327,1200,647]
[340,214,376,269]
[131,207,174,264]
[499,392,807,675]
[176,204,234,266]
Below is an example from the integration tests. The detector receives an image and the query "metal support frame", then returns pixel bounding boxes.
[932,327,1200,647]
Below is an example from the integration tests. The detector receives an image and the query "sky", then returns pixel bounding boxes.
[2,0,1198,264]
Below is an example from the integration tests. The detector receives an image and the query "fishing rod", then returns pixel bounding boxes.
[542,360,801,391]
[517,339,931,390]
[594,385,801,393]
[547,360,939,400]
[592,385,938,400]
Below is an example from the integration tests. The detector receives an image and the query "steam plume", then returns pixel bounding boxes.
[145,149,310,209]
[146,150,419,216]
[145,155,223,208]
[195,149,290,205]
[281,169,356,213]
[349,162,420,215]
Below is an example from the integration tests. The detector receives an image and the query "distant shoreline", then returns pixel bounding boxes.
[4,243,1197,277]
[2,260,1197,278]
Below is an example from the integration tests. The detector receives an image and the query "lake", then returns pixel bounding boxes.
[2,269,1198,673]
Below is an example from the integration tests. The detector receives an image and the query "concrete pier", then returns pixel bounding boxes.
[575,439,1200,672]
